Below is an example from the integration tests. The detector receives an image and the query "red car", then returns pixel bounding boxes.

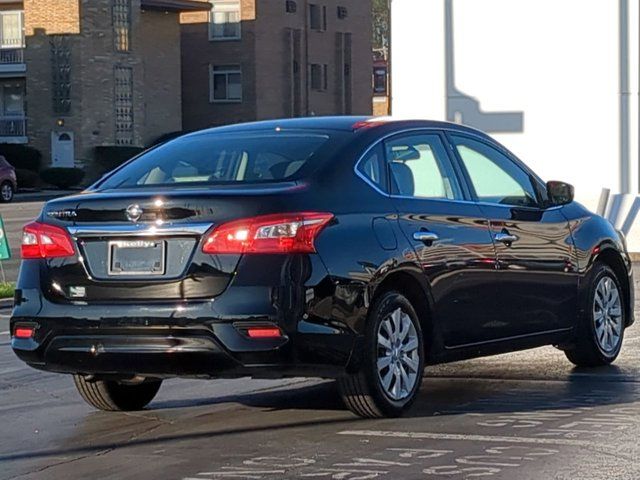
[0,155,17,202]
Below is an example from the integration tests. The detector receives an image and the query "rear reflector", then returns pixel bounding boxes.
[21,222,75,259]
[14,327,34,339]
[246,327,283,339]
[202,212,333,254]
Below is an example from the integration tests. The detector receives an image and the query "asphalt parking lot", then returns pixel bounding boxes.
[0,271,639,480]
[1,202,640,479]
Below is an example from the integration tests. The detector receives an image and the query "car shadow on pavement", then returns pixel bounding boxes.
[151,379,346,411]
[3,366,638,466]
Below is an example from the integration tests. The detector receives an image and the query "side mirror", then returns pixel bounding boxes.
[546,180,574,207]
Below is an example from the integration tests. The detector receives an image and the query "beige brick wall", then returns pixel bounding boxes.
[140,10,182,145]
[24,0,184,168]
[24,0,83,166]
[24,0,80,36]
[182,0,372,132]
[181,0,257,131]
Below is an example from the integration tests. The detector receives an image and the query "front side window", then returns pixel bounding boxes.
[209,0,241,40]
[452,135,538,207]
[210,65,242,102]
[98,133,336,189]
[384,133,462,200]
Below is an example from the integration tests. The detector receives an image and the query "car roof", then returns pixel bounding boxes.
[184,116,492,138]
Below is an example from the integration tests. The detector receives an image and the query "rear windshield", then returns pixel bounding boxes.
[98,132,336,189]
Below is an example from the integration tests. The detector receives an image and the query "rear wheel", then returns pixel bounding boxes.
[338,291,425,418]
[73,375,162,411]
[565,263,625,367]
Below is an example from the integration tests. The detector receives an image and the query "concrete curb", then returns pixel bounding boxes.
[0,297,13,308]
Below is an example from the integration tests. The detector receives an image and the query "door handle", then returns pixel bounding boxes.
[413,231,439,244]
[495,232,518,245]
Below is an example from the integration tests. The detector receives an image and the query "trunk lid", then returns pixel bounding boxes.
[39,184,299,303]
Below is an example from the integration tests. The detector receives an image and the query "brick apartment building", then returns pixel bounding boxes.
[0,0,208,167]
[0,0,372,170]
[180,0,373,131]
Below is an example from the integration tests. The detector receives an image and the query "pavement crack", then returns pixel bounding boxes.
[5,449,114,480]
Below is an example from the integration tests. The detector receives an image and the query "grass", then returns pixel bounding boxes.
[0,282,14,299]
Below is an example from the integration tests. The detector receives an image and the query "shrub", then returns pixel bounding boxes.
[0,144,42,172]
[94,146,144,174]
[40,167,85,189]
[15,168,40,189]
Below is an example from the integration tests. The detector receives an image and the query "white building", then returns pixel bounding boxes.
[391,0,640,250]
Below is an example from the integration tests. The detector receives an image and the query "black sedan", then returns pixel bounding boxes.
[10,117,634,418]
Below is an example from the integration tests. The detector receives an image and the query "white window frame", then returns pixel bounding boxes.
[209,65,243,103]
[209,0,242,41]
[0,11,24,49]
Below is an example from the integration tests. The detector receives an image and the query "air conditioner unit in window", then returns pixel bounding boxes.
[337,6,348,19]
[286,0,297,13]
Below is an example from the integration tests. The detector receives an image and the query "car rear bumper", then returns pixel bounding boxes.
[11,316,354,379]
[11,282,358,379]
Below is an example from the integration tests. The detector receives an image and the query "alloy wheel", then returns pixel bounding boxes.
[593,276,623,354]
[376,307,421,401]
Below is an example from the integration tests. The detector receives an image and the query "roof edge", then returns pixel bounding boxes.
[141,0,211,12]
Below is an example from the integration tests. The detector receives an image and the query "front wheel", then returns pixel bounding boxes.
[338,291,425,418]
[73,375,162,411]
[565,263,625,367]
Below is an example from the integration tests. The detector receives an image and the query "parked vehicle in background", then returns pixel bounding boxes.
[10,117,635,418]
[0,155,17,202]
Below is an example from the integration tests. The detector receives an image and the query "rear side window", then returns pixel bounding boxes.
[384,133,463,200]
[357,144,387,191]
[98,132,333,189]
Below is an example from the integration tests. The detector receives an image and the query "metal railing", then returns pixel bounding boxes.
[0,47,23,64]
[0,116,26,136]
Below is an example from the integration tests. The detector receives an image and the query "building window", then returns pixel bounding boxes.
[285,0,297,13]
[1,83,24,116]
[113,0,131,52]
[0,11,24,49]
[114,66,134,145]
[210,65,242,102]
[51,36,72,115]
[309,4,327,31]
[0,82,25,137]
[209,0,241,41]
[337,6,348,19]
[310,63,328,91]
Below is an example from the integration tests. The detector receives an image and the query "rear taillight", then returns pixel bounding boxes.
[13,326,34,339]
[21,222,75,259]
[202,212,333,254]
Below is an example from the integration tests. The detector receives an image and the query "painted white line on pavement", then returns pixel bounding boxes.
[337,430,606,448]
[0,331,9,335]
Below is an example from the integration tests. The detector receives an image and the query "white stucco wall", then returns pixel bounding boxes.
[392,0,640,250]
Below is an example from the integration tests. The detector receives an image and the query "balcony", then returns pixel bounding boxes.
[0,43,25,76]
[0,115,27,143]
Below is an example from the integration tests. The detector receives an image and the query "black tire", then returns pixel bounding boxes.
[338,291,425,418]
[73,375,162,411]
[565,263,626,367]
[0,181,13,203]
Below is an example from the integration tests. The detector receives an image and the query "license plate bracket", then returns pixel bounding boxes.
[108,240,166,276]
